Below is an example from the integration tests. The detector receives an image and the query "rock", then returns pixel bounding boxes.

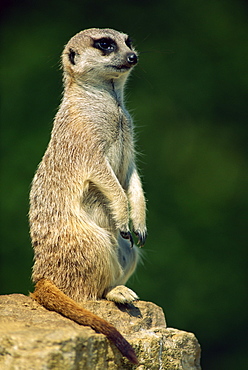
[0,294,201,369]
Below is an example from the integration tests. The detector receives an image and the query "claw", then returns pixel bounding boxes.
[120,230,134,248]
[134,230,147,247]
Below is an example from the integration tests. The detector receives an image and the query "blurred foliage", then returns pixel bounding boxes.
[1,0,248,368]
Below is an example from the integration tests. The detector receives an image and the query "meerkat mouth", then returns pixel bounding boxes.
[107,64,131,71]
[107,64,132,69]
[117,65,131,70]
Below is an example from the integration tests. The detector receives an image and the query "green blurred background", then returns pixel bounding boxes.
[1,0,248,368]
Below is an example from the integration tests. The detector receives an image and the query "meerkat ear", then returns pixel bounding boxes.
[68,48,76,65]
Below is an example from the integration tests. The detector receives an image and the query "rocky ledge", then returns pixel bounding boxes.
[0,294,201,369]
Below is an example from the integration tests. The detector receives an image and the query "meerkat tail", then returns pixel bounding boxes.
[30,279,139,365]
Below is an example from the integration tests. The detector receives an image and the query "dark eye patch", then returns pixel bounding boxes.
[93,38,117,54]
[68,48,76,65]
[125,37,133,49]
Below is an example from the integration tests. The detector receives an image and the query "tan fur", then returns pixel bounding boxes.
[29,28,147,363]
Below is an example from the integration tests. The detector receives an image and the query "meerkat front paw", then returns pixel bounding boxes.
[120,230,134,248]
[133,227,147,247]
[105,285,139,304]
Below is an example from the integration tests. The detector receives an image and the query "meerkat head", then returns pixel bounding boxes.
[62,28,138,86]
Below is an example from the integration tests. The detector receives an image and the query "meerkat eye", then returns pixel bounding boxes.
[125,37,133,49]
[68,48,76,65]
[93,38,117,53]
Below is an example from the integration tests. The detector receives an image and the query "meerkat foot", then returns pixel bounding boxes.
[105,285,139,304]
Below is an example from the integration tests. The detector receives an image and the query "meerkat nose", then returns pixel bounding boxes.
[126,52,138,66]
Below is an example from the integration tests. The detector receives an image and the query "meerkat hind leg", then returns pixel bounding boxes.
[105,285,139,304]
[105,236,140,304]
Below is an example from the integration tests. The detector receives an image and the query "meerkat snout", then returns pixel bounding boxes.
[116,52,138,70]
[126,52,138,65]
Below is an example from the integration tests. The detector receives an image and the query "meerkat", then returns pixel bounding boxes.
[29,28,147,364]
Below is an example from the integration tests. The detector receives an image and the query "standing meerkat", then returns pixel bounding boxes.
[29,28,147,364]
